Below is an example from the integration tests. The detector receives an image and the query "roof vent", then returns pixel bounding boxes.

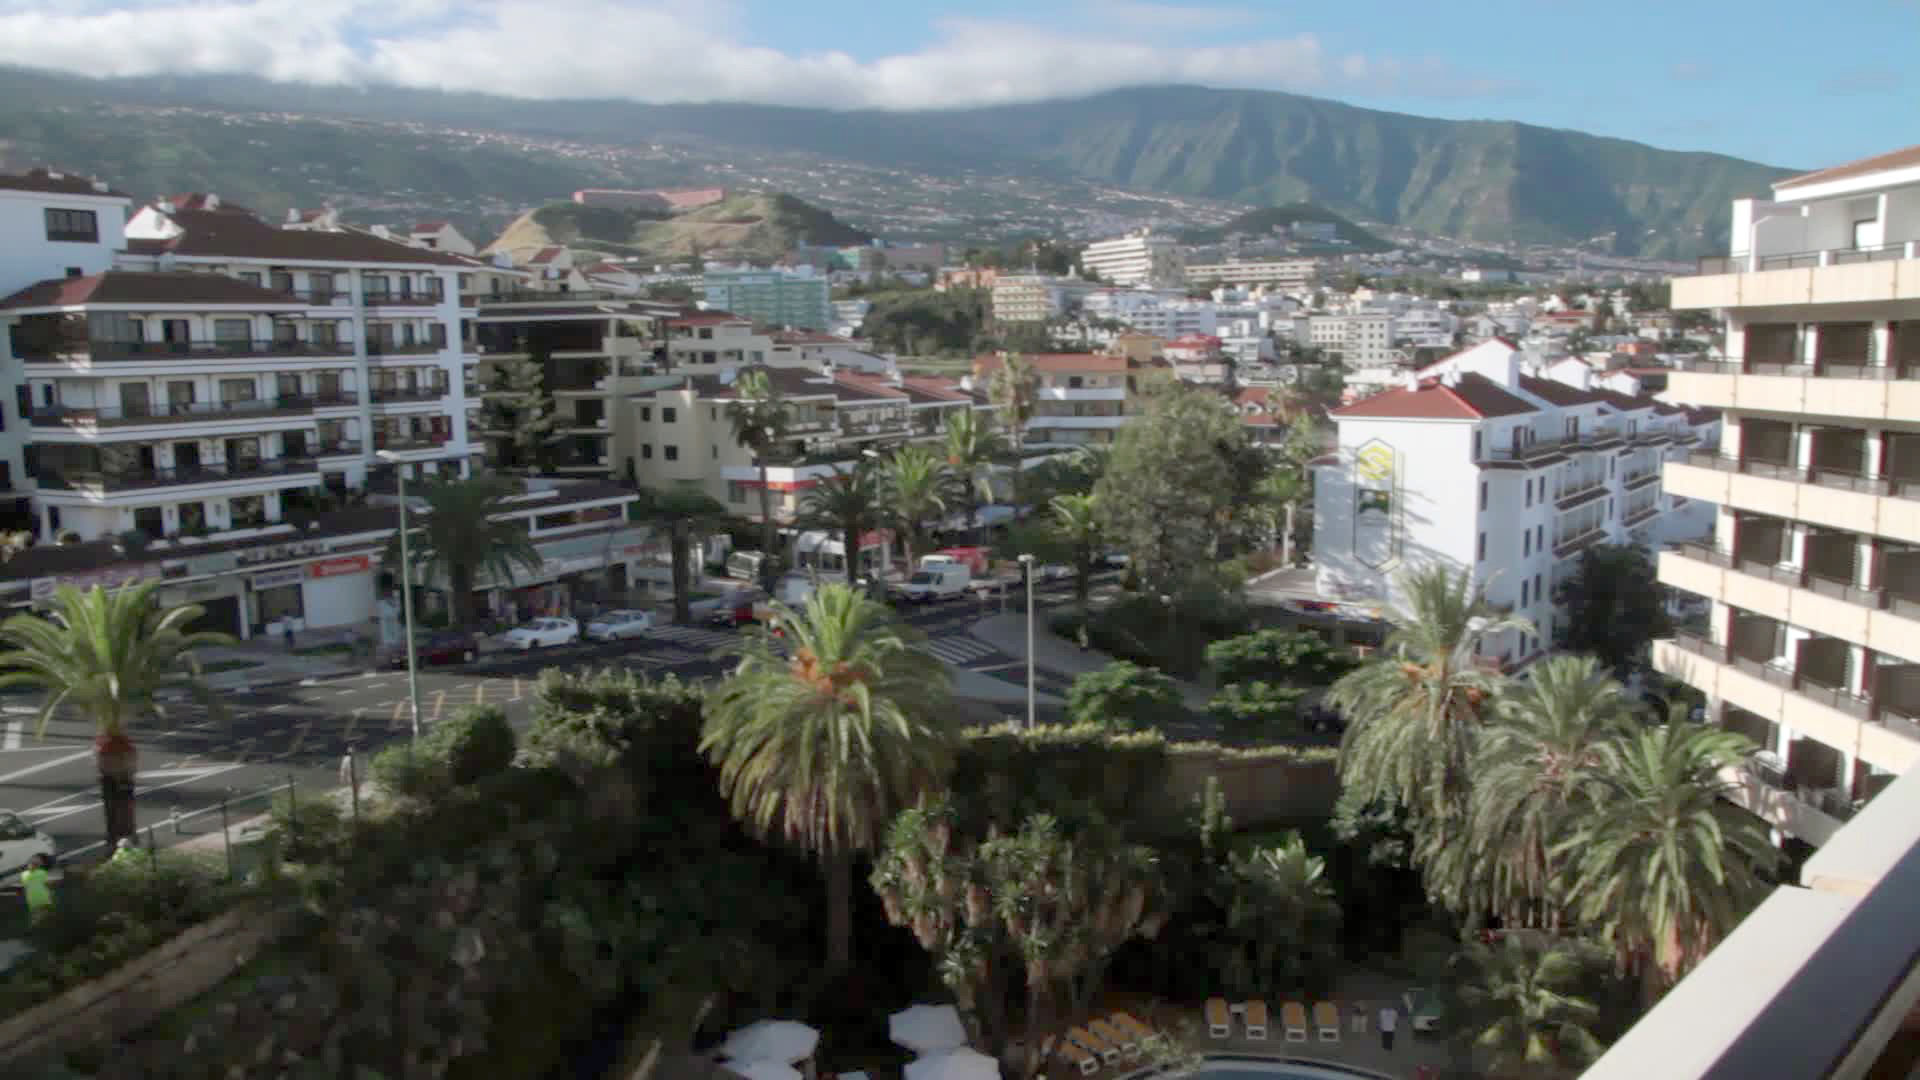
[45,170,64,181]
[90,180,108,193]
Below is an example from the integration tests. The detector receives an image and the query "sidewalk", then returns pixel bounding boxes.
[944,663,1065,708]
[189,639,363,693]
[966,614,1213,710]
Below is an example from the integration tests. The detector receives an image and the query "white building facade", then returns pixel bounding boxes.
[1080,231,1184,289]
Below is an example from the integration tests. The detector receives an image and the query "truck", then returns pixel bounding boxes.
[897,556,973,602]
[752,573,819,622]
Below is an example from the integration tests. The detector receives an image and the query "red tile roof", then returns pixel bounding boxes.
[1517,374,1606,408]
[142,208,472,266]
[0,168,127,199]
[897,375,972,403]
[413,221,451,232]
[0,271,307,311]
[1776,144,1920,191]
[830,371,909,401]
[772,329,844,345]
[1332,373,1537,420]
[526,246,566,265]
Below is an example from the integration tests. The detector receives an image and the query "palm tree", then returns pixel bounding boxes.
[1326,564,1531,850]
[987,353,1038,453]
[0,583,231,845]
[1048,492,1103,608]
[1454,937,1608,1077]
[1453,655,1633,927]
[702,583,956,975]
[801,461,885,588]
[1555,721,1777,1003]
[385,474,543,628]
[880,444,947,573]
[726,369,792,580]
[636,487,729,623]
[943,408,1004,537]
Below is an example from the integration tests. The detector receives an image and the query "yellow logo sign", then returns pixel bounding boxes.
[1356,441,1394,489]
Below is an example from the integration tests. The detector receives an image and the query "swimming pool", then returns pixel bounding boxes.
[1187,1057,1388,1080]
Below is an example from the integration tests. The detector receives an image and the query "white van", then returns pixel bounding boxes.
[726,550,770,581]
[899,560,971,602]
[753,573,818,623]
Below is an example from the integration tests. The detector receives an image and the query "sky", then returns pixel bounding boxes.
[0,0,1912,168]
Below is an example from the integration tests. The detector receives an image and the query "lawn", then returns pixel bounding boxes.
[200,659,263,675]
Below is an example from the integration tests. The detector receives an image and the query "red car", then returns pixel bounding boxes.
[709,589,767,628]
[387,630,481,668]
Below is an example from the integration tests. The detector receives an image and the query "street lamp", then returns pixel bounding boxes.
[376,450,422,746]
[1017,553,1037,731]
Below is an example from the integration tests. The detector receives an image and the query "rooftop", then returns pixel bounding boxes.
[143,207,474,267]
[1775,142,1920,192]
[0,168,128,199]
[974,352,1128,374]
[0,270,307,311]
[1331,372,1537,421]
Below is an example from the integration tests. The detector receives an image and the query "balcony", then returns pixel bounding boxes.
[30,395,319,428]
[17,338,356,363]
[1663,451,1920,546]
[1552,524,1608,559]
[369,386,448,404]
[1667,356,1920,421]
[1660,542,1920,664]
[365,340,442,357]
[1623,468,1661,490]
[372,433,452,452]
[1481,427,1627,465]
[1721,755,1849,847]
[1554,479,1607,510]
[312,440,363,457]
[37,457,320,493]
[311,391,359,408]
[1656,632,1920,773]
[277,288,351,307]
[1674,242,1920,309]
[837,415,910,438]
[361,291,444,307]
[1622,502,1662,527]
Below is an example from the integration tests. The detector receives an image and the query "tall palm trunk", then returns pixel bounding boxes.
[96,732,138,846]
[757,457,778,587]
[825,850,854,976]
[669,524,693,623]
[449,563,476,629]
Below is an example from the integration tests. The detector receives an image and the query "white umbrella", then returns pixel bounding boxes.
[889,1003,969,1054]
[721,1019,820,1065]
[728,1062,803,1080]
[904,1047,999,1080]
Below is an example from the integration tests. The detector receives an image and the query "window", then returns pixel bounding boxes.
[1609,458,1616,477]
[698,327,714,340]
[1535,524,1544,548]
[1523,532,1531,557]
[1479,481,1488,511]
[727,481,749,504]
[711,445,719,459]
[1565,416,1580,439]
[64,266,82,279]
[1477,532,1487,561]
[665,445,679,461]
[44,208,98,243]
[641,445,653,459]
[1472,430,1482,458]
[1534,573,1542,599]
[213,319,250,344]
[1521,580,1530,606]
[1524,482,1533,509]
[238,272,262,287]
[640,406,652,421]
[662,407,677,423]
[363,274,390,298]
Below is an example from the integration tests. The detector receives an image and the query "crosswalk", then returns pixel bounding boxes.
[645,626,743,653]
[921,635,1001,666]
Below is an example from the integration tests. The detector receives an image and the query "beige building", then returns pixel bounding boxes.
[1184,257,1318,291]
[1654,142,1920,849]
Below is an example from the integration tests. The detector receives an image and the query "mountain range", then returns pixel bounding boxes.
[0,67,1793,257]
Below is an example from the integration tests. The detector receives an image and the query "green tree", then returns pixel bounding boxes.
[0,583,231,844]
[1555,721,1777,1002]
[1454,655,1632,927]
[1453,937,1609,1077]
[386,474,543,629]
[880,444,948,572]
[726,369,792,579]
[1066,661,1182,732]
[1552,544,1673,678]
[1206,627,1354,686]
[1198,832,1342,997]
[1048,493,1104,608]
[943,407,1006,535]
[419,703,518,788]
[1206,682,1308,740]
[479,345,558,471]
[702,584,957,976]
[800,461,885,588]
[987,353,1039,452]
[636,487,729,623]
[1326,565,1530,864]
[1094,387,1262,611]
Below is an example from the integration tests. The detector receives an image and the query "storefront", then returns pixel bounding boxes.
[158,577,246,639]
[245,553,378,636]
[477,527,652,621]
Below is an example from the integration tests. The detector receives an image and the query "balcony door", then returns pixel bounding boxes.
[160,319,191,351]
[117,383,151,420]
[1795,636,1850,694]
[225,437,261,468]
[173,441,203,471]
[1803,529,1858,587]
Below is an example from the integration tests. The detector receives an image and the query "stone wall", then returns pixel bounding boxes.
[1163,750,1340,828]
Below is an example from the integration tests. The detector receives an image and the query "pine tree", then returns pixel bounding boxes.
[482,346,557,471]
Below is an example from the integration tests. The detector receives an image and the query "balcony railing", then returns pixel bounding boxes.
[361,291,444,306]
[1682,449,1920,499]
[1623,469,1661,489]
[37,457,320,492]
[18,338,356,362]
[1554,480,1606,509]
[372,434,452,452]
[1694,241,1917,275]
[1670,631,1895,726]
[1622,503,1661,527]
[311,391,359,408]
[1667,540,1920,617]
[365,340,443,356]
[277,288,350,306]
[1673,354,1920,381]
[369,386,448,404]
[837,415,910,437]
[1552,525,1607,559]
[30,395,323,427]
[1482,428,1626,463]
[311,440,363,457]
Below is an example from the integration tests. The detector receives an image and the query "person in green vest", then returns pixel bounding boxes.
[109,837,141,867]
[20,854,52,923]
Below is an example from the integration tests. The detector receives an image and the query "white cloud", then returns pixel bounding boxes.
[0,0,1512,108]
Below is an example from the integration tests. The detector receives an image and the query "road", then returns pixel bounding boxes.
[0,580,1082,863]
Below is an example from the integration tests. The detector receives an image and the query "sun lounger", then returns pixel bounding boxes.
[1205,997,1232,1039]
[1241,1000,1269,1040]
[1089,1019,1139,1059]
[1068,1026,1121,1065]
[1048,1036,1100,1077]
[1281,1002,1309,1043]
[1110,1012,1154,1041]
[1313,1002,1341,1042]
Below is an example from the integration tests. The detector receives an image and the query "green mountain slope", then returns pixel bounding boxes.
[1177,203,1386,250]
[487,193,873,261]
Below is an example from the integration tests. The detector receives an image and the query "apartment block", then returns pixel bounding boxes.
[1313,339,1719,667]
[973,352,1152,447]
[1079,230,1184,289]
[1183,258,1318,291]
[703,268,831,330]
[1653,144,1920,847]
[991,274,1066,323]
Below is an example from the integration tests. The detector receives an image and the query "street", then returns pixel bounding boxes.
[0,581,1079,863]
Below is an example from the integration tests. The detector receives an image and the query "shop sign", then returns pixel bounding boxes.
[252,567,306,591]
[30,563,162,603]
[308,555,372,579]
[184,551,241,577]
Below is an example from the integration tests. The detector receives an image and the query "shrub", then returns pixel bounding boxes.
[267,787,348,863]
[1206,682,1308,740]
[1066,661,1183,732]
[424,705,517,786]
[370,742,444,802]
[1207,628,1356,686]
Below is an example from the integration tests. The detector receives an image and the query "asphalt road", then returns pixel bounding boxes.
[0,580,1086,863]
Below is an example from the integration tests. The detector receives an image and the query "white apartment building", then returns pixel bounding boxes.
[1184,258,1317,292]
[1652,143,1920,848]
[1313,339,1719,667]
[975,352,1149,447]
[1080,230,1184,289]
[1309,311,1398,369]
[1081,289,1218,338]
[1391,305,1458,349]
[991,274,1064,323]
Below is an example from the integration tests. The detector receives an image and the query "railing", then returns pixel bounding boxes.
[30,395,321,426]
[18,338,356,361]
[1482,428,1623,463]
[1667,540,1917,615]
[1623,469,1660,489]
[1554,480,1606,509]
[1680,449,1920,498]
[36,457,320,492]
[1676,353,1920,380]
[372,434,452,452]
[1670,631,1892,726]
[361,291,444,306]
[311,391,359,407]
[277,288,349,306]
[1622,503,1661,527]
[1694,242,1915,275]
[837,416,910,437]
[369,386,448,404]
[1552,525,1607,559]
[311,441,363,457]
[365,341,442,356]
[474,289,635,305]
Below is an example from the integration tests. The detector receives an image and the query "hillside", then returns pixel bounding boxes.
[486,192,873,261]
[0,68,1793,256]
[1178,204,1386,250]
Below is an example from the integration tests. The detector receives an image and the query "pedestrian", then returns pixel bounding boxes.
[110,836,141,867]
[284,620,296,651]
[20,854,52,923]
[1350,999,1367,1034]
[1378,1002,1397,1052]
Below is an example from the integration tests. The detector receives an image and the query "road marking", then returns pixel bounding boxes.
[472,682,484,705]
[30,764,249,827]
[431,690,445,723]
[967,661,1024,673]
[0,750,93,786]
[277,720,313,760]
[389,699,408,732]
[3,720,19,751]
[267,704,289,714]
[233,737,257,763]
[335,687,359,696]
[511,676,522,702]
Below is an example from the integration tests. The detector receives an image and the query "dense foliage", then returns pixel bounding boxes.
[1065,661,1183,732]
[1552,544,1673,678]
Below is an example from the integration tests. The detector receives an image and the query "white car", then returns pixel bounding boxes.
[1036,563,1073,582]
[0,811,54,880]
[501,616,580,650]
[585,609,655,641]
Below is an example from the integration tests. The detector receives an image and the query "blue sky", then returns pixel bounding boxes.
[0,0,1912,168]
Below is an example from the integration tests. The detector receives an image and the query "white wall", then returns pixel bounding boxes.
[303,567,376,629]
[1313,417,1481,613]
[0,188,125,296]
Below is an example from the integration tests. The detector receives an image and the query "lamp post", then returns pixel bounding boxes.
[377,450,422,746]
[1018,553,1036,731]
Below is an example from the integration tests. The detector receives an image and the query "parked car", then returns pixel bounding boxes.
[0,811,54,881]
[725,550,771,582]
[387,630,481,668]
[585,610,655,641]
[501,616,580,650]
[710,588,767,628]
[1036,563,1073,582]
[899,558,972,602]
[1403,987,1445,1033]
